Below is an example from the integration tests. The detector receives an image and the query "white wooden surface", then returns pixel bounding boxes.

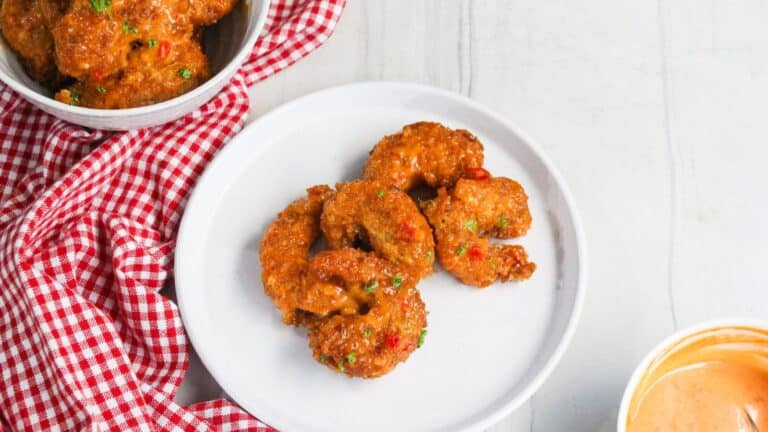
[176,1,768,430]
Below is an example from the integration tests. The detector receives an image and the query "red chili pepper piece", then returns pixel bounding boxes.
[385,333,400,349]
[158,40,171,59]
[397,219,417,242]
[90,68,105,83]
[400,298,409,311]
[466,167,491,180]
[468,244,484,261]
[402,342,414,352]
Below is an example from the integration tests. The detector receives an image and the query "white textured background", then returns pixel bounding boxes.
[177,1,768,430]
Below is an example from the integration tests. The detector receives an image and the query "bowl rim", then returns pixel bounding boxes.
[617,317,768,432]
[0,0,271,117]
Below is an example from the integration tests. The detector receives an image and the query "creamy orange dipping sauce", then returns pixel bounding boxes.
[627,326,768,432]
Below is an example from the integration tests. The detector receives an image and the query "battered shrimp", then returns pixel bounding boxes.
[320,180,435,279]
[55,38,210,108]
[1,0,240,107]
[422,177,536,287]
[259,185,334,325]
[306,248,427,378]
[52,0,132,80]
[363,122,485,191]
[0,0,63,85]
[51,0,195,80]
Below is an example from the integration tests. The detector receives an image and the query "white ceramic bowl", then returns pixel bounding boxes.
[617,318,768,432]
[0,0,270,130]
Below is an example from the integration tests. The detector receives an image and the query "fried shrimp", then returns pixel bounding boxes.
[306,248,427,378]
[320,180,435,279]
[422,177,536,287]
[258,122,540,379]
[0,0,64,85]
[259,185,334,325]
[363,122,485,191]
[56,38,210,108]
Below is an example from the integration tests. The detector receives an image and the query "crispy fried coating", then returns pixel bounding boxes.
[55,38,210,108]
[449,175,532,238]
[51,0,134,79]
[189,0,239,25]
[50,0,213,107]
[259,122,538,378]
[321,180,435,279]
[39,0,69,26]
[1,0,237,107]
[306,248,427,378]
[49,0,212,79]
[363,122,485,191]
[259,185,334,325]
[422,177,536,287]
[0,0,65,85]
[295,249,375,319]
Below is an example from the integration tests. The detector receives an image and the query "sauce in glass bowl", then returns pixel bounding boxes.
[626,326,768,432]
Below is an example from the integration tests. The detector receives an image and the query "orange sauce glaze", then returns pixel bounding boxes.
[627,326,768,432]
[0,0,237,108]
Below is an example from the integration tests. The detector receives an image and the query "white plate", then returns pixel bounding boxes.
[175,82,586,432]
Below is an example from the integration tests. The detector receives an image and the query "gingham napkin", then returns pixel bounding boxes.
[0,1,344,430]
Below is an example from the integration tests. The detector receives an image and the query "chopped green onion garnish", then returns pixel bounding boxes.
[346,353,357,364]
[418,328,427,347]
[147,39,157,48]
[392,275,402,289]
[364,280,378,293]
[96,86,106,95]
[456,243,468,256]
[338,362,345,372]
[178,68,192,79]
[425,250,433,260]
[498,216,509,229]
[363,328,372,338]
[464,218,477,231]
[319,354,326,363]
[89,0,110,13]
[69,90,80,106]
[122,22,139,35]
[376,189,385,198]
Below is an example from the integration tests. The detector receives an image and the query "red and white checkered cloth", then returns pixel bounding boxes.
[0,1,345,430]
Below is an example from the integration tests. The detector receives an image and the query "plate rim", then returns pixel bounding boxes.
[175,81,588,431]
